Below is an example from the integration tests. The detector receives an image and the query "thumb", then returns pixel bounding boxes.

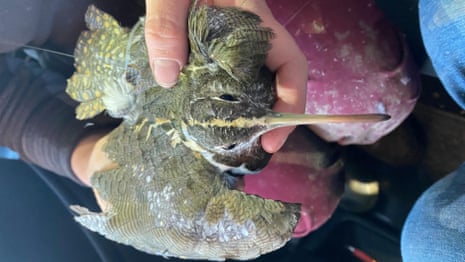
[145,0,191,88]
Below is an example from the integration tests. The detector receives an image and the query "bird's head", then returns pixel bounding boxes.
[175,2,389,174]
[179,67,276,173]
[179,67,389,174]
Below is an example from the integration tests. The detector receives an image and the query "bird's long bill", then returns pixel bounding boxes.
[260,112,390,132]
[199,112,390,134]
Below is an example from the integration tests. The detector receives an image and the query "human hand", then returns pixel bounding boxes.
[71,132,116,209]
[144,0,308,153]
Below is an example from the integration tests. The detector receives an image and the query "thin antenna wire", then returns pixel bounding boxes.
[0,40,74,58]
[239,0,249,7]
[124,18,143,70]
[22,44,75,58]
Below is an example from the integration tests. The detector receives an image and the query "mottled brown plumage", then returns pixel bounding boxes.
[67,2,388,260]
[68,3,299,261]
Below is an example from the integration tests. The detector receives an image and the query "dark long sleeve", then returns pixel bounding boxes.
[0,54,98,184]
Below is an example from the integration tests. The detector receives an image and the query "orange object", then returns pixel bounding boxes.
[347,245,377,262]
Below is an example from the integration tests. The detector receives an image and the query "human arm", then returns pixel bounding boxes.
[0,55,101,185]
[0,55,115,209]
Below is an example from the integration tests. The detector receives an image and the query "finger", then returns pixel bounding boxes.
[265,23,308,113]
[93,188,110,211]
[145,0,191,88]
[262,25,308,153]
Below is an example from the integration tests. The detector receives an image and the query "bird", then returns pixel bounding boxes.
[66,2,389,260]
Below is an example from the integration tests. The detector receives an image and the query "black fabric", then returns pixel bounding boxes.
[0,159,171,262]
[0,0,144,53]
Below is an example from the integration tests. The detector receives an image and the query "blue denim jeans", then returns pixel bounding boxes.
[419,0,465,110]
[401,163,465,261]
[402,2,465,260]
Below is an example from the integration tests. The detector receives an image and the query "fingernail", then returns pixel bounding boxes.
[153,59,181,88]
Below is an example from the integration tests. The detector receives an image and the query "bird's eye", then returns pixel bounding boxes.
[222,143,237,150]
[218,94,239,102]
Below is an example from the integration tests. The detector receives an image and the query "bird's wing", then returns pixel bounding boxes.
[66,5,151,120]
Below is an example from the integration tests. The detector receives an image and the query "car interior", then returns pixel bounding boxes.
[1,0,464,261]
